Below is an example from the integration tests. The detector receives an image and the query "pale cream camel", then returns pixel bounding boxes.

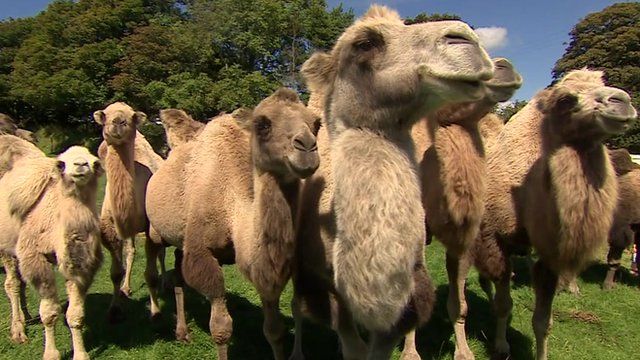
[474,69,637,360]
[411,58,522,360]
[145,88,320,360]
[94,102,164,322]
[292,5,495,360]
[0,145,103,360]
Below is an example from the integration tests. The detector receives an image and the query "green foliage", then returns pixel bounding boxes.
[404,12,461,25]
[494,100,528,122]
[0,0,353,146]
[552,2,640,151]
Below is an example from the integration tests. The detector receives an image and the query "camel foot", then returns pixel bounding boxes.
[44,349,61,360]
[72,351,90,360]
[400,350,422,360]
[107,306,125,324]
[176,327,191,343]
[602,280,615,291]
[120,287,132,298]
[10,330,28,344]
[454,349,475,360]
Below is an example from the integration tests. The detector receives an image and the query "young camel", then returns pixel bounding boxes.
[474,69,637,360]
[0,134,45,344]
[292,5,494,359]
[0,145,103,360]
[411,58,522,360]
[94,102,165,321]
[145,88,320,360]
[158,109,205,149]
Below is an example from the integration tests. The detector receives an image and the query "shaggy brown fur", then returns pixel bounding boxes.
[1,146,102,360]
[474,69,637,360]
[292,5,495,359]
[159,109,205,149]
[94,102,165,322]
[145,88,320,360]
[0,114,36,143]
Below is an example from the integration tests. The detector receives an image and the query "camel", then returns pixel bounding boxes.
[0,134,45,344]
[145,88,320,360]
[474,69,637,360]
[558,148,640,293]
[292,5,495,359]
[0,144,103,360]
[158,109,205,149]
[93,102,165,321]
[410,58,522,360]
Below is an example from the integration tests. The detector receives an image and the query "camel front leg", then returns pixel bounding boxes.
[106,244,126,323]
[445,252,474,360]
[335,299,367,360]
[2,254,28,343]
[400,329,421,360]
[604,241,626,290]
[121,236,136,296]
[532,260,558,360]
[261,296,287,360]
[65,280,90,360]
[289,293,305,360]
[368,329,403,360]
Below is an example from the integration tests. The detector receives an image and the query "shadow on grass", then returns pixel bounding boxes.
[416,284,534,360]
[578,262,639,289]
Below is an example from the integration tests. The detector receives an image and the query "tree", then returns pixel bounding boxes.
[552,2,640,151]
[404,12,460,25]
[494,100,527,122]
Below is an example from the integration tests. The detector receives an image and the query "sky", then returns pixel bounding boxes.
[0,0,626,101]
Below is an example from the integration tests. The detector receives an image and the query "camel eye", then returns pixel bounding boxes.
[254,116,272,137]
[56,161,65,172]
[355,39,375,51]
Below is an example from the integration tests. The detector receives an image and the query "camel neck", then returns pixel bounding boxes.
[104,139,138,238]
[253,171,299,235]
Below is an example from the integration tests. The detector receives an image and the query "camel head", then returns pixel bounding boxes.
[301,5,494,130]
[250,88,320,181]
[56,146,103,189]
[538,69,637,143]
[94,102,147,146]
[484,58,523,103]
[0,113,18,135]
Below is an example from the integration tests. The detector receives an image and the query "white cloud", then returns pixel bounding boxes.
[475,27,508,51]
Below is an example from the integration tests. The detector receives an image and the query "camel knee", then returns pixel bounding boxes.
[263,312,286,344]
[40,299,60,326]
[210,305,233,345]
[66,303,85,329]
[4,272,21,296]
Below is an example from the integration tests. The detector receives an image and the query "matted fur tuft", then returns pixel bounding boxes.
[557,68,605,93]
[361,4,402,22]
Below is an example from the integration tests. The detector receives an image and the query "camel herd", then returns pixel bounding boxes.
[0,5,638,360]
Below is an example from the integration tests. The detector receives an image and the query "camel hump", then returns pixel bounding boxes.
[6,156,58,220]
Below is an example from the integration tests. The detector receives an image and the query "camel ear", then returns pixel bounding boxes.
[93,160,104,177]
[133,111,147,126]
[93,110,105,125]
[301,52,336,93]
[55,160,66,173]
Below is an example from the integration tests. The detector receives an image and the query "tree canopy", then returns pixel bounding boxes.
[0,0,353,152]
[552,2,640,151]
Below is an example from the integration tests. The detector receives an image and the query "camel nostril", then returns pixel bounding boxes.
[608,96,626,105]
[293,136,317,152]
[444,34,474,45]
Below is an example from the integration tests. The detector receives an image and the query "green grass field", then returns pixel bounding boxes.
[1,176,639,359]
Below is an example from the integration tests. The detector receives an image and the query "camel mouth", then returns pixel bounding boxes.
[286,154,319,179]
[600,114,635,134]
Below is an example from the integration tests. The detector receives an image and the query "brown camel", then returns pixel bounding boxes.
[0,145,103,360]
[158,109,205,149]
[145,88,320,360]
[410,58,522,360]
[93,102,164,321]
[0,113,36,143]
[474,69,637,360]
[292,5,495,359]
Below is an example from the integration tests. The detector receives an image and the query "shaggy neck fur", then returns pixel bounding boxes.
[249,169,299,296]
[330,113,425,331]
[423,106,487,256]
[104,139,138,239]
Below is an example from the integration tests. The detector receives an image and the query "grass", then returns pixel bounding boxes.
[1,176,640,359]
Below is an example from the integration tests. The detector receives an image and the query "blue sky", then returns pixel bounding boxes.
[0,0,625,101]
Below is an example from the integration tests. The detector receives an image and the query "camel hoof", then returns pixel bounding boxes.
[10,331,28,344]
[150,312,162,322]
[176,328,191,343]
[72,351,90,360]
[107,306,125,324]
[454,349,475,360]
[602,281,615,291]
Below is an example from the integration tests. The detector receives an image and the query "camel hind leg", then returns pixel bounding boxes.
[143,236,162,320]
[121,236,135,296]
[2,254,28,343]
[400,330,421,360]
[289,293,305,360]
[182,245,232,360]
[173,249,190,342]
[492,271,513,358]
[100,218,127,323]
[445,252,474,360]
[261,296,287,360]
[531,260,558,360]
